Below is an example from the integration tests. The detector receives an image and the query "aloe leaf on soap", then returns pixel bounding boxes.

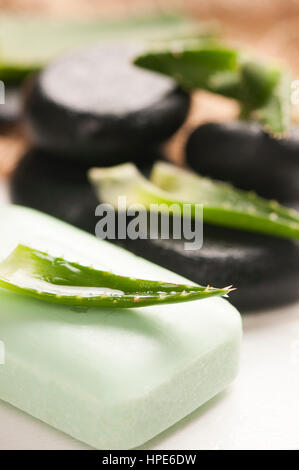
[88,162,299,240]
[0,244,231,308]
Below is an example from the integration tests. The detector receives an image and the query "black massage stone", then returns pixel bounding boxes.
[23,42,190,163]
[115,225,299,311]
[9,148,161,233]
[10,149,99,233]
[186,121,299,203]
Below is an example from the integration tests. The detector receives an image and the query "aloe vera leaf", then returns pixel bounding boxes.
[0,244,231,308]
[134,44,277,102]
[134,41,239,90]
[151,161,299,238]
[207,61,280,109]
[239,61,280,109]
[238,65,290,134]
[0,62,40,83]
[88,162,299,240]
[135,43,290,133]
[251,70,291,135]
[0,13,212,83]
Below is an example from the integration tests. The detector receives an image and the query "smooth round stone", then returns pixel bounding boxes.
[186,121,299,203]
[23,42,190,162]
[115,224,299,311]
[10,149,99,233]
[10,149,161,233]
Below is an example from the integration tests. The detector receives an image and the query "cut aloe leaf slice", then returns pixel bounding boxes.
[134,41,239,90]
[0,244,231,308]
[151,162,299,238]
[88,162,299,240]
[134,43,290,133]
[0,13,212,83]
[134,43,277,99]
[204,61,280,109]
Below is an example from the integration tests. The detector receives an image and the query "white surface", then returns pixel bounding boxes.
[0,179,298,450]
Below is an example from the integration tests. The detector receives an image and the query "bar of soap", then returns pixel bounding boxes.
[0,206,241,449]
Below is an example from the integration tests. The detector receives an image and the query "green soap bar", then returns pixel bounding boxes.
[0,205,242,449]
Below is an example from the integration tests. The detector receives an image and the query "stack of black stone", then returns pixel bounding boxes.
[10,42,299,310]
[11,42,190,232]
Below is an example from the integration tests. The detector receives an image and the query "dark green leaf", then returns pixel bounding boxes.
[0,244,231,308]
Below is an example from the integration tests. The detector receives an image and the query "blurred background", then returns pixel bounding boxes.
[1,0,299,177]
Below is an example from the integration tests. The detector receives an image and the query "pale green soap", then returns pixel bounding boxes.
[0,205,242,449]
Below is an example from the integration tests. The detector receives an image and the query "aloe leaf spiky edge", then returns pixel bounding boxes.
[134,43,290,134]
[151,161,299,239]
[252,70,291,136]
[134,41,239,91]
[0,244,231,308]
[88,162,299,241]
